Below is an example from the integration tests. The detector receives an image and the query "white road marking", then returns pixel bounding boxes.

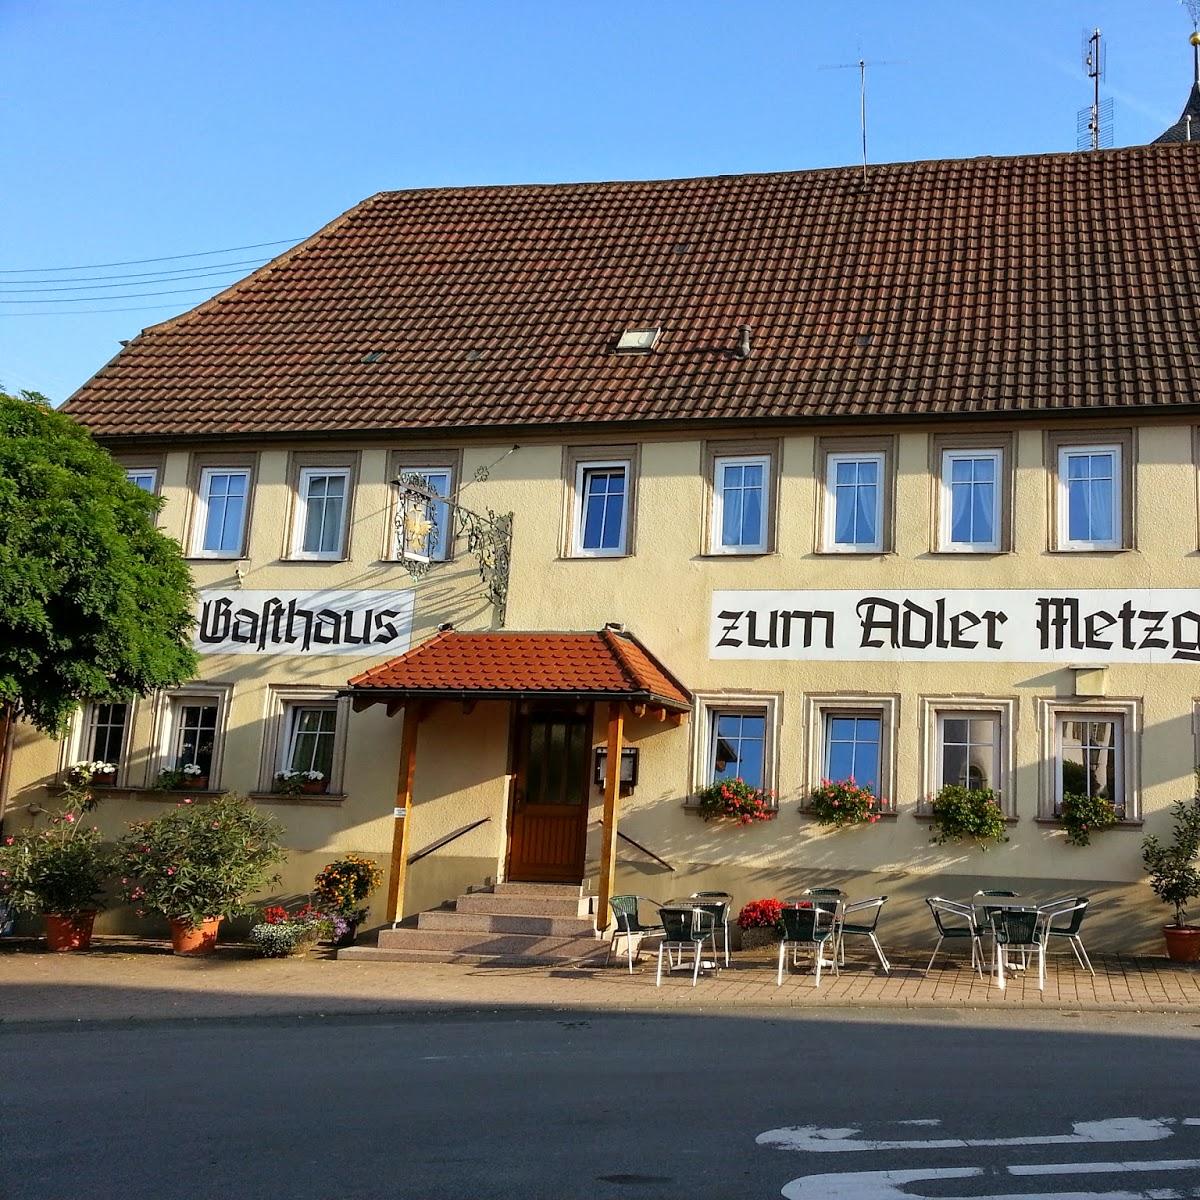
[779,1160,1200,1200]
[758,1116,1175,1153]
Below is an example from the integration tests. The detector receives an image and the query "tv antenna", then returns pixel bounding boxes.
[1077,28,1113,150]
[819,57,903,189]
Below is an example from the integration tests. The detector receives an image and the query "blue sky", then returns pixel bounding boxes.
[2,0,1196,404]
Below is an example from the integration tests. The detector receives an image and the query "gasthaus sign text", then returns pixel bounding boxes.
[195,589,414,656]
[711,589,1200,663]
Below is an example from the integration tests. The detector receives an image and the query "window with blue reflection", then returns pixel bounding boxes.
[823,715,881,794]
[579,466,627,553]
[200,469,249,556]
[946,453,998,547]
[829,455,880,549]
[710,711,766,788]
[716,457,767,550]
[1063,449,1117,545]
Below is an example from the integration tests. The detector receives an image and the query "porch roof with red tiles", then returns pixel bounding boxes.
[345,627,693,711]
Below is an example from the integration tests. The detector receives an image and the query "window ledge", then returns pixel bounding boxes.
[1035,816,1143,829]
[48,784,229,800]
[248,791,347,806]
[680,800,780,816]
[797,808,898,821]
[812,550,893,558]
[184,556,245,564]
[696,550,776,560]
[279,556,351,565]
[1047,548,1135,556]
[556,553,634,562]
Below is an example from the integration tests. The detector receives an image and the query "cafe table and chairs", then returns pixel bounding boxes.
[655,903,719,987]
[777,902,840,987]
[687,891,733,966]
[988,906,1052,990]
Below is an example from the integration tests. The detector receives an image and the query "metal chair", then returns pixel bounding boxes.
[606,895,664,974]
[1040,897,1094,975]
[989,907,1050,990]
[689,891,733,966]
[777,904,839,987]
[925,897,984,978]
[656,905,717,987]
[836,896,890,973]
[975,889,1023,966]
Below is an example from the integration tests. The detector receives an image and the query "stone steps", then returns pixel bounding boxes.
[339,880,602,966]
[418,910,596,937]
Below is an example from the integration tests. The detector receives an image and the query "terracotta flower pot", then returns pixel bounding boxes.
[1163,924,1200,962]
[300,780,327,795]
[169,916,222,955]
[187,775,209,791]
[44,911,97,952]
[92,771,117,787]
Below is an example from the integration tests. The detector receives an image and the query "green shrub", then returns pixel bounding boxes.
[1060,791,1118,847]
[248,921,321,958]
[1142,792,1200,927]
[929,785,1008,850]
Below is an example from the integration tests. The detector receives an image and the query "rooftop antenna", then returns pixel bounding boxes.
[1077,28,1113,150]
[819,56,902,190]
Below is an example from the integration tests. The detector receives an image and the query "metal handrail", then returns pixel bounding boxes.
[612,826,675,872]
[408,816,491,865]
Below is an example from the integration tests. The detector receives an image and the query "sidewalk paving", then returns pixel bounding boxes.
[3,937,1200,1026]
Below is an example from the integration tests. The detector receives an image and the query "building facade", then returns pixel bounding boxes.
[7,137,1200,950]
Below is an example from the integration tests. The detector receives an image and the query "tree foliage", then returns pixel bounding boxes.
[0,390,197,732]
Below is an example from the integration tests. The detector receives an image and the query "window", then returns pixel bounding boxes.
[1057,444,1122,550]
[397,466,452,562]
[824,452,884,552]
[693,695,778,797]
[194,467,250,557]
[824,714,882,793]
[937,712,1000,792]
[1056,716,1124,817]
[806,696,897,809]
[940,449,1001,552]
[711,455,769,553]
[293,467,350,559]
[81,702,129,777]
[172,702,218,777]
[153,686,231,789]
[126,468,158,493]
[574,461,629,556]
[282,705,338,777]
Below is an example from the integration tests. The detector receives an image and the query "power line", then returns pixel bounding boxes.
[0,264,264,295]
[0,256,271,287]
[0,238,300,274]
[0,284,247,305]
[2,304,190,316]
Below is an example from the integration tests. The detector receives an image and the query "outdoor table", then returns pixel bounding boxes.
[663,899,726,971]
[965,897,1041,984]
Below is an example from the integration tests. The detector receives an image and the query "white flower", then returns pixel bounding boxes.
[182,763,203,776]
[277,769,301,781]
[303,771,325,781]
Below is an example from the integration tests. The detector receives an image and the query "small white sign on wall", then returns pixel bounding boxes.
[712,588,1200,664]
[195,589,415,657]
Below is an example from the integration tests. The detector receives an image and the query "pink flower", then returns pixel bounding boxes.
[3,836,12,846]
[166,867,175,876]
[64,813,76,823]
[182,798,193,805]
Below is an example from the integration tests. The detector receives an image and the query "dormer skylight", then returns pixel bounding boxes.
[614,327,661,354]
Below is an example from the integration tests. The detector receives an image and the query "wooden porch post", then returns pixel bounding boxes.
[595,701,624,933]
[384,705,422,926]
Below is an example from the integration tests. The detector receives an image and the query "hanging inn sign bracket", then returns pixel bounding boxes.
[393,467,514,626]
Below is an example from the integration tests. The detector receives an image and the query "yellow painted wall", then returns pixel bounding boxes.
[5,417,1199,946]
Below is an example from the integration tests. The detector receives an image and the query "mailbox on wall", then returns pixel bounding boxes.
[593,745,639,791]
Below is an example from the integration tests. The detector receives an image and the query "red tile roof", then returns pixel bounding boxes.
[65,142,1200,440]
[346,628,691,710]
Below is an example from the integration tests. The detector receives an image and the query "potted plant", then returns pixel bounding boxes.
[736,898,784,950]
[805,778,884,828]
[274,769,327,796]
[116,795,285,955]
[693,778,776,826]
[929,785,1008,850]
[1141,794,1200,962]
[155,763,208,791]
[0,788,113,951]
[248,903,341,957]
[312,854,383,946]
[69,760,118,788]
[1060,791,1119,847]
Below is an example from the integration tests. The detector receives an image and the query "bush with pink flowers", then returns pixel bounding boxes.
[694,777,776,825]
[805,779,884,828]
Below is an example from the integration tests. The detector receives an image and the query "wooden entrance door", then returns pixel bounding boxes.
[507,709,591,883]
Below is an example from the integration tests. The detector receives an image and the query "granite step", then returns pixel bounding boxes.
[373,927,601,959]
[454,892,591,919]
[338,945,606,966]
[492,882,583,898]
[418,910,596,937]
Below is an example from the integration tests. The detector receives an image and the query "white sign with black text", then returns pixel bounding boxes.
[711,588,1200,664]
[195,589,415,657]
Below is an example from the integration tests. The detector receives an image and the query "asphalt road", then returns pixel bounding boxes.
[3,1008,1200,1200]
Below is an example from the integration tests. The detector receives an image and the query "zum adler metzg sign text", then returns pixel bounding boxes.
[710,589,1200,663]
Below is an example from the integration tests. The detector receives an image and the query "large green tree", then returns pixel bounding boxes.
[0,391,197,796]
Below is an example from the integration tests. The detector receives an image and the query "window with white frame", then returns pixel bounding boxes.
[1057,444,1121,550]
[573,460,629,556]
[397,465,453,561]
[823,713,883,793]
[940,449,1001,552]
[171,700,218,778]
[281,704,338,778]
[937,711,1000,792]
[292,467,350,559]
[824,452,884,552]
[193,467,250,557]
[707,710,767,789]
[125,468,158,494]
[1056,714,1125,817]
[82,702,129,771]
[711,454,769,553]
